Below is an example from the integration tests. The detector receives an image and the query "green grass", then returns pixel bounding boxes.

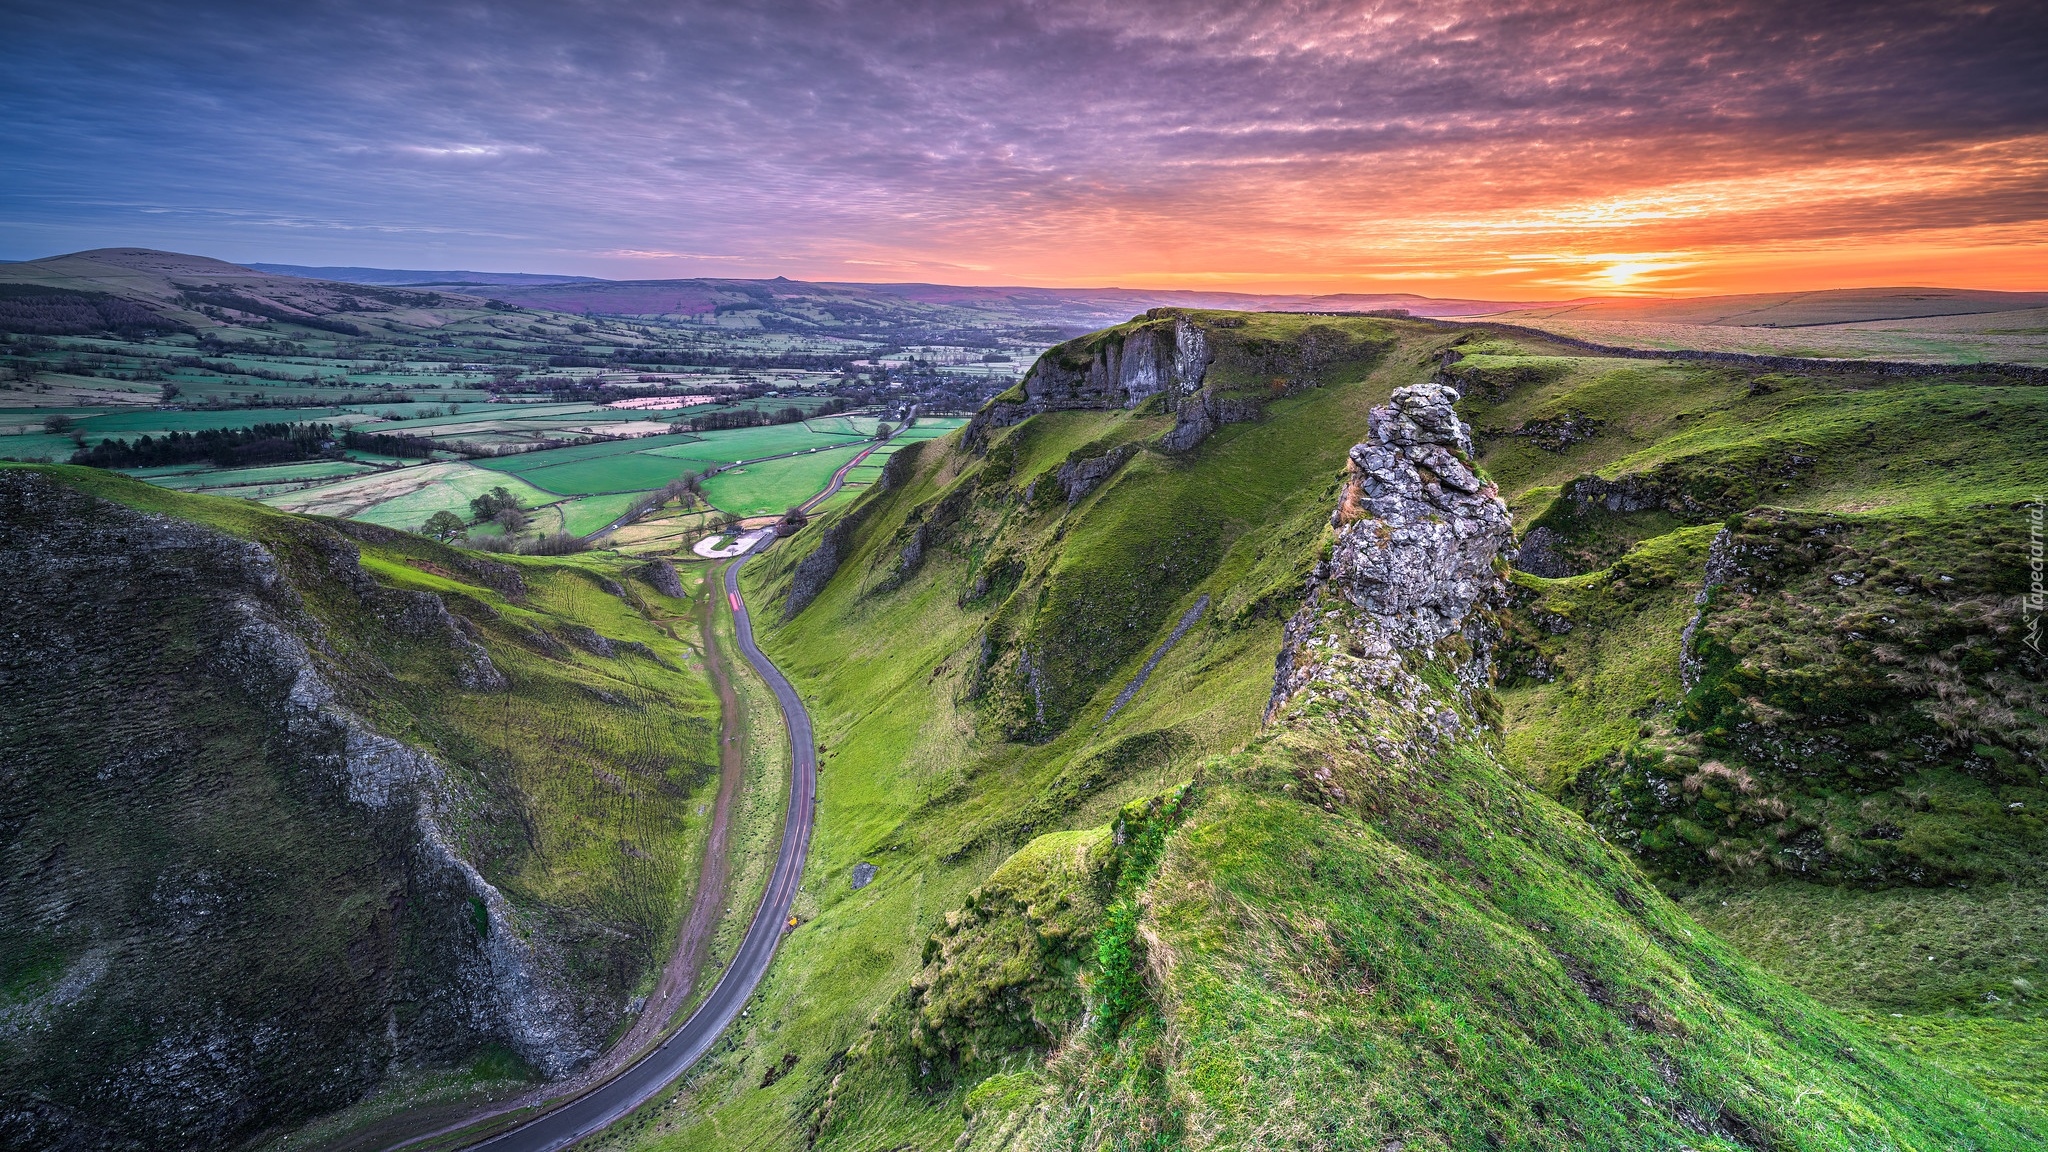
[559,492,644,536]
[590,319,1462,1150]
[481,424,870,498]
[145,458,376,489]
[266,461,557,530]
[579,315,2048,1151]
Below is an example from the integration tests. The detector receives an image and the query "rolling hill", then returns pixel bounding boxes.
[0,248,503,335]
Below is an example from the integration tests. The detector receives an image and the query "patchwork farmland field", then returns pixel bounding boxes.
[244,417,917,535]
[266,461,556,526]
[147,458,377,490]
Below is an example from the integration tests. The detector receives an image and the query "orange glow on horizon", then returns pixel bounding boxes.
[707,133,2048,299]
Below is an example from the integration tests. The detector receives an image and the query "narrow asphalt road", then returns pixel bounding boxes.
[798,435,884,514]
[463,545,816,1152]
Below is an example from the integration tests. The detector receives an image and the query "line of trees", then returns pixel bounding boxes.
[341,427,435,459]
[70,423,336,469]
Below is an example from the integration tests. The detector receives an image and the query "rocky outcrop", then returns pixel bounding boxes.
[1566,473,1677,516]
[561,625,616,657]
[1495,410,1603,453]
[1270,381,1514,726]
[1054,444,1136,506]
[1678,526,1737,691]
[783,507,867,621]
[392,589,507,690]
[1510,525,1574,577]
[638,557,685,599]
[967,315,1213,448]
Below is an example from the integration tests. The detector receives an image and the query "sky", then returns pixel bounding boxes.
[3,0,2045,297]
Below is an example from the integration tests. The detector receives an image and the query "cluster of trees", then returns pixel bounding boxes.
[468,485,527,531]
[614,474,703,530]
[0,285,179,338]
[544,348,850,371]
[70,422,335,469]
[666,400,844,433]
[416,485,533,544]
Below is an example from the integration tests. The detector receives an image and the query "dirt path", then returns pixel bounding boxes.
[596,588,746,1064]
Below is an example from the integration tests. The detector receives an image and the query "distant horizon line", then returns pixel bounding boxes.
[7,247,2047,303]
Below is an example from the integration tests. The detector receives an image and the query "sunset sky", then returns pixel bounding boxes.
[5,0,2045,297]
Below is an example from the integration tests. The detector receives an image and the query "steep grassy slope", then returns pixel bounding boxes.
[0,466,724,1150]
[797,372,2039,1151]
[573,312,2044,1150]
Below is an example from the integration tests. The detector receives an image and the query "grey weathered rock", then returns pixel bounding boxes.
[1502,410,1603,453]
[784,505,870,620]
[1054,444,1136,505]
[968,316,1213,447]
[1511,525,1575,577]
[851,862,878,890]
[639,557,686,599]
[1157,393,1217,453]
[1270,381,1514,725]
[561,625,615,657]
[0,471,594,1148]
[391,589,507,690]
[1679,526,1738,691]
[1325,382,1513,649]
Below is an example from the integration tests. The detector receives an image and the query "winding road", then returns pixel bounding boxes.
[461,547,817,1151]
[432,430,901,1151]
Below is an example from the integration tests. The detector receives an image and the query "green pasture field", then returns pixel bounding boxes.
[699,442,868,516]
[489,423,870,497]
[892,416,967,439]
[0,406,380,462]
[478,432,704,475]
[558,492,644,536]
[638,422,868,464]
[513,452,702,496]
[802,414,880,437]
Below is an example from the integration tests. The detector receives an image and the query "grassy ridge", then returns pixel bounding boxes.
[1465,333,2048,1110]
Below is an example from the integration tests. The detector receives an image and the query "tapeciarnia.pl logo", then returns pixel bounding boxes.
[2029,499,2045,655]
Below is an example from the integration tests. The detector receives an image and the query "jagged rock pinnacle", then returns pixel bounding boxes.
[1269,381,1513,722]
[1330,380,1514,649]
